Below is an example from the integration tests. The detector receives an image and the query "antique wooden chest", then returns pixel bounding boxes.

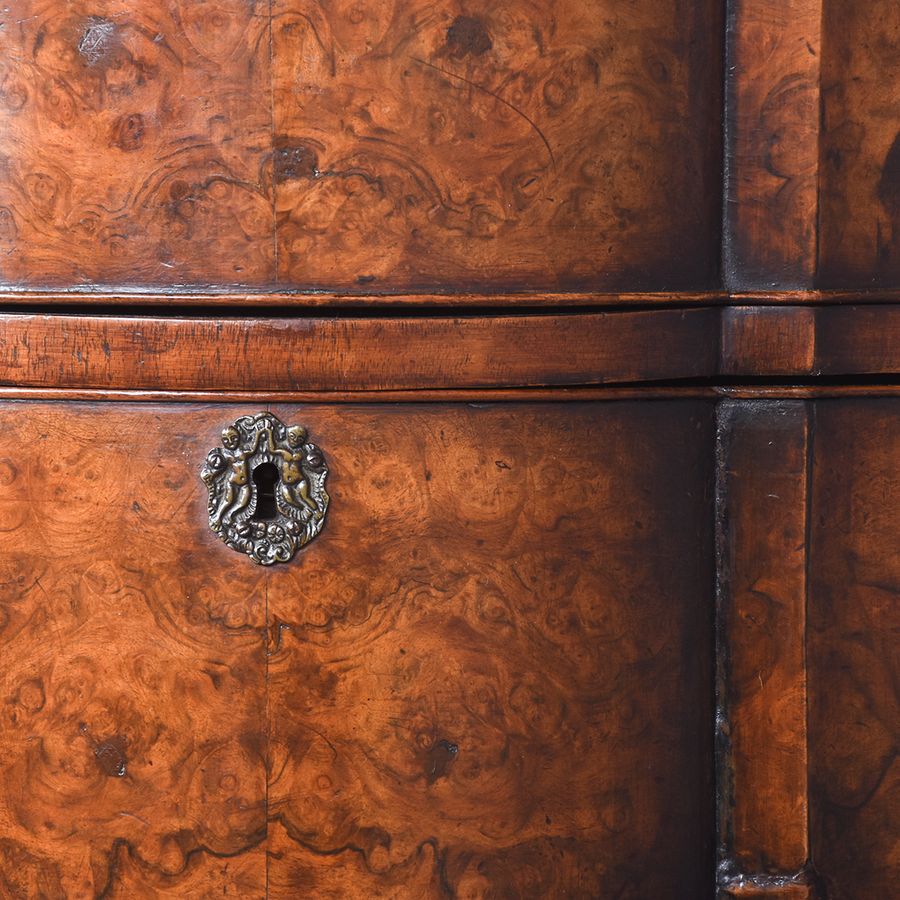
[0,0,897,897]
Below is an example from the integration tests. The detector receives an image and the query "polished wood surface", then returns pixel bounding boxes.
[0,400,716,896]
[0,403,268,896]
[8,385,900,404]
[721,305,900,376]
[716,396,900,898]
[0,289,729,308]
[9,288,900,308]
[8,0,900,299]
[0,309,722,391]
[0,0,722,294]
[717,402,810,881]
[719,308,817,376]
[808,400,900,897]
[724,0,900,291]
[3,306,900,392]
[270,0,722,292]
[0,0,273,288]
[721,887,813,899]
[819,0,900,286]
[724,0,821,289]
[0,0,899,896]
[265,401,716,896]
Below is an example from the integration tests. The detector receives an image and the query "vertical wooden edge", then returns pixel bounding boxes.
[725,0,823,289]
[716,401,811,890]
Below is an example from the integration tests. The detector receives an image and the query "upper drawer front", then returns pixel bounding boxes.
[0,400,715,896]
[0,0,722,296]
[820,1,900,287]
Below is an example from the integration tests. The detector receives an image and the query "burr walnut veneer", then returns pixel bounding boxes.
[0,0,898,898]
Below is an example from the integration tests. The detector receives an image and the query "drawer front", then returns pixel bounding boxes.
[808,400,900,897]
[0,2,722,294]
[0,401,715,897]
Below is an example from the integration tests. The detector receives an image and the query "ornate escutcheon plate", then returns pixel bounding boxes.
[200,413,329,565]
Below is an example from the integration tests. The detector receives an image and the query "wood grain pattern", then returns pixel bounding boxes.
[0,289,729,308]
[264,401,717,897]
[271,0,723,291]
[8,386,900,405]
[815,305,900,375]
[722,305,900,377]
[0,1,274,287]
[0,309,723,391]
[717,402,809,880]
[720,307,817,376]
[0,0,723,294]
[819,0,900,286]
[724,0,822,290]
[720,886,813,899]
[733,288,900,305]
[7,286,900,309]
[0,403,268,896]
[0,399,716,896]
[1,386,735,404]
[808,400,900,897]
[3,306,900,394]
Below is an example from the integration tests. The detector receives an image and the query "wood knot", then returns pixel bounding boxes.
[80,723,128,777]
[421,739,459,784]
[445,16,493,59]
[111,113,146,152]
[274,141,320,183]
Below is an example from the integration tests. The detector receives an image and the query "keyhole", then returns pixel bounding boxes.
[252,463,279,521]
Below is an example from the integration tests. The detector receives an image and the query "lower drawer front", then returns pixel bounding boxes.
[807,401,900,899]
[0,401,715,898]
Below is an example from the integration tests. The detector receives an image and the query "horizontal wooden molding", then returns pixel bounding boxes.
[0,290,726,308]
[1,385,899,403]
[0,310,720,391]
[721,305,900,376]
[0,306,897,392]
[4,288,900,307]
[0,386,720,403]
[719,883,814,899]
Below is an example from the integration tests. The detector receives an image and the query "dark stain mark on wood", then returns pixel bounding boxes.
[111,113,146,152]
[877,132,900,211]
[421,739,459,784]
[274,141,321,183]
[80,723,128,777]
[445,16,493,59]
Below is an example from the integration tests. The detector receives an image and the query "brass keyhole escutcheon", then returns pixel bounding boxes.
[200,413,329,565]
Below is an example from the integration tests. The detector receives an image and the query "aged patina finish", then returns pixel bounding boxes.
[0,0,898,896]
